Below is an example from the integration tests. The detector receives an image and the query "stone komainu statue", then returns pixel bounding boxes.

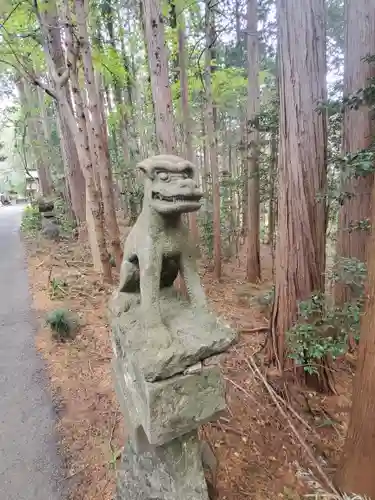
[109,154,237,500]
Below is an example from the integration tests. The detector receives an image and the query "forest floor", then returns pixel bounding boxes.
[24,223,356,500]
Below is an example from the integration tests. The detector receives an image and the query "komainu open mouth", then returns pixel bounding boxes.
[152,192,201,203]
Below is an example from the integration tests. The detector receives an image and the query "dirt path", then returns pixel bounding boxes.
[0,206,63,499]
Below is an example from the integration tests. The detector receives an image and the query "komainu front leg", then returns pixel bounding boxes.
[139,247,173,348]
[180,250,209,311]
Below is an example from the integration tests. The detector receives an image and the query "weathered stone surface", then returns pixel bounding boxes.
[110,155,236,500]
[116,432,209,500]
[41,221,60,240]
[38,199,54,213]
[115,155,236,357]
[41,211,56,219]
[112,352,226,447]
[110,288,236,382]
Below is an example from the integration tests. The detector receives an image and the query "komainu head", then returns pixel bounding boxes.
[137,154,203,215]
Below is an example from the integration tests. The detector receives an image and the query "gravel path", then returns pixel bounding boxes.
[0,205,63,499]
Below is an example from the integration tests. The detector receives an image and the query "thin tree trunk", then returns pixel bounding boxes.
[36,0,112,280]
[205,0,221,280]
[177,8,199,245]
[245,0,261,282]
[58,111,86,224]
[16,77,53,197]
[75,0,123,270]
[268,133,277,246]
[35,85,55,193]
[35,0,86,223]
[141,0,177,153]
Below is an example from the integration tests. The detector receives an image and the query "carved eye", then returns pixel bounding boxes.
[158,171,170,181]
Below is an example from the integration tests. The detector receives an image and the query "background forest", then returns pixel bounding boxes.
[1,0,375,498]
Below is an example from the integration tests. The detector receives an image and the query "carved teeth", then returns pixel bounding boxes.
[152,193,200,203]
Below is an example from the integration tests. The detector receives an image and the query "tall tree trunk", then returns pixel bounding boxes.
[141,0,177,153]
[16,77,53,197]
[334,0,375,306]
[76,0,123,269]
[36,86,56,193]
[35,0,86,223]
[36,0,112,281]
[205,0,221,280]
[267,0,330,391]
[177,8,199,245]
[245,0,261,282]
[335,174,375,497]
[103,0,133,168]
[268,133,277,246]
[58,111,86,224]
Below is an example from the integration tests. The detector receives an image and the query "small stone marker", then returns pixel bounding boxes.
[109,155,237,500]
[38,198,60,240]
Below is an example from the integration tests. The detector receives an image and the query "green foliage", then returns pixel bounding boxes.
[49,277,68,299]
[339,148,375,180]
[288,259,365,372]
[287,258,366,373]
[198,213,214,258]
[328,257,367,297]
[53,197,77,234]
[255,286,275,310]
[212,67,248,110]
[20,204,41,234]
[346,218,371,233]
[45,309,78,342]
[93,45,129,87]
[0,141,7,162]
[287,293,348,374]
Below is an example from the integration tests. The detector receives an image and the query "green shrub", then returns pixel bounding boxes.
[21,205,41,234]
[53,197,77,234]
[287,257,366,373]
[287,292,364,374]
[46,309,78,342]
[255,286,275,310]
[49,278,68,299]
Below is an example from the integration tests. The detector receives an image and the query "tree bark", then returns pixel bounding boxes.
[268,133,277,246]
[35,0,86,223]
[334,0,375,306]
[267,0,329,390]
[16,77,53,197]
[245,0,261,282]
[335,170,375,497]
[75,0,123,270]
[141,0,177,153]
[35,86,56,193]
[58,111,86,224]
[205,0,221,280]
[36,0,112,281]
[177,8,199,246]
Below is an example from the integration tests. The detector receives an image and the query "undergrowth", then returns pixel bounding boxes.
[46,308,79,342]
[53,196,77,234]
[287,257,366,374]
[20,204,41,234]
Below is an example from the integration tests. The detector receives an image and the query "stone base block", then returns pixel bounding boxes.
[109,288,236,382]
[112,353,226,447]
[116,432,209,500]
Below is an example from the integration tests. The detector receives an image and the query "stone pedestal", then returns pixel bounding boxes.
[109,290,236,499]
[116,433,209,500]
